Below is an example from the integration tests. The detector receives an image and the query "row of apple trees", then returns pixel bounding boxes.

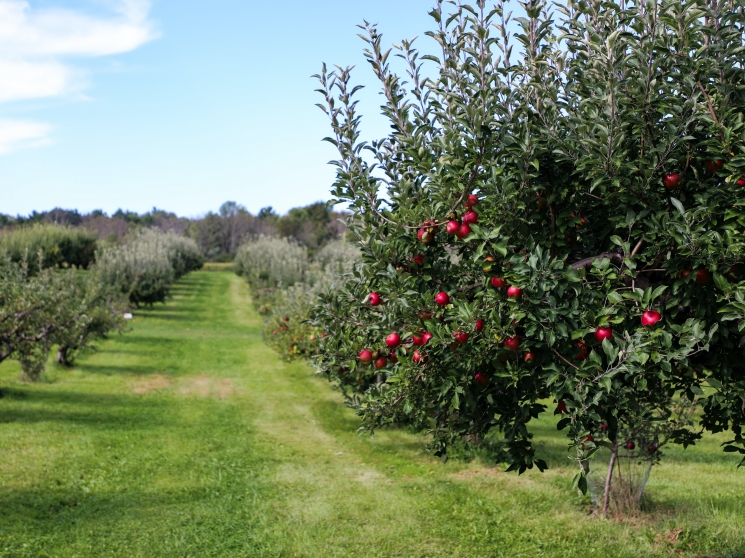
[234,235,359,358]
[308,0,745,513]
[1,228,203,379]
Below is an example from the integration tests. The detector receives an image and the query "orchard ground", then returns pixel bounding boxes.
[0,271,743,558]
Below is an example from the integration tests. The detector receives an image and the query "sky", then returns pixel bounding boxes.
[0,0,446,218]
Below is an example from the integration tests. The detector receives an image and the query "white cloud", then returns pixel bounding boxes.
[0,118,51,154]
[0,0,158,153]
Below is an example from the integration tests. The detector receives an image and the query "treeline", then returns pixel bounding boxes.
[0,229,203,380]
[0,201,348,262]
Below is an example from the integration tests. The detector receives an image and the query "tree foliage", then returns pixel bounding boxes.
[310,0,745,496]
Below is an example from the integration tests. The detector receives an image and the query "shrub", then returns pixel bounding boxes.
[0,224,97,272]
[309,0,745,508]
[234,236,308,290]
[94,229,202,306]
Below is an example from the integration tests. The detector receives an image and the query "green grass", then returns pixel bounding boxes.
[1,271,743,557]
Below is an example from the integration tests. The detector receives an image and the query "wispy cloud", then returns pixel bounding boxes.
[0,0,158,152]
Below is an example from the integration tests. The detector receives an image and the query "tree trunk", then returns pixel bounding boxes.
[602,442,618,516]
[56,346,70,367]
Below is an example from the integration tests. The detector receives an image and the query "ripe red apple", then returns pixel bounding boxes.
[535,194,547,209]
[374,356,387,369]
[557,400,568,414]
[524,352,535,363]
[435,291,450,306]
[388,353,398,363]
[385,333,401,348]
[411,254,425,266]
[417,227,434,244]
[624,440,635,450]
[465,194,479,208]
[412,333,425,346]
[641,310,661,327]
[648,443,657,453]
[462,210,479,224]
[663,172,682,189]
[737,177,745,186]
[446,220,461,235]
[412,350,426,364]
[504,336,520,351]
[599,422,608,432]
[475,319,485,332]
[359,349,373,363]
[677,268,691,279]
[456,223,472,239]
[491,277,506,288]
[575,341,589,361]
[422,332,433,344]
[594,327,613,343]
[706,159,724,173]
[507,286,522,299]
[453,331,469,344]
[474,372,489,386]
[695,268,710,284]
[369,292,381,306]
[582,435,595,450]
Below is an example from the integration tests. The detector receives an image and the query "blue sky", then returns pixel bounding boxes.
[0,0,442,217]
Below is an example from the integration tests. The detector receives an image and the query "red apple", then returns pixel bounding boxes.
[641,310,661,327]
[453,331,469,344]
[462,210,479,224]
[388,353,398,363]
[624,440,635,450]
[446,220,461,235]
[474,372,489,386]
[369,292,381,306]
[456,223,472,239]
[706,159,724,173]
[557,400,568,414]
[648,443,657,453]
[435,291,450,306]
[594,327,613,343]
[599,422,608,432]
[465,194,479,208]
[677,268,691,279]
[575,341,589,361]
[507,286,522,299]
[737,178,745,186]
[535,194,547,209]
[412,350,426,364]
[663,172,682,189]
[504,336,521,351]
[412,333,425,346]
[524,352,535,363]
[374,356,387,369]
[411,254,425,266]
[422,332,433,344]
[359,350,373,363]
[695,268,710,284]
[417,227,434,244]
[385,333,401,348]
[582,435,595,450]
[491,277,506,288]
[475,319,485,332]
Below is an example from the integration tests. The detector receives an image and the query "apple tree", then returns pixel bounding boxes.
[311,0,745,506]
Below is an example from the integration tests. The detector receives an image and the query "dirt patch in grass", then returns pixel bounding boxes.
[449,466,502,480]
[178,375,238,399]
[131,374,172,394]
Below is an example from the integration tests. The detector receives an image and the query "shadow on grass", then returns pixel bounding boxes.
[0,388,172,428]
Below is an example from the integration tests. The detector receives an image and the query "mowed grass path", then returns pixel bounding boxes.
[1,271,744,557]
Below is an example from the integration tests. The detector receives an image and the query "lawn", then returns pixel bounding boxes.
[1,271,743,557]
